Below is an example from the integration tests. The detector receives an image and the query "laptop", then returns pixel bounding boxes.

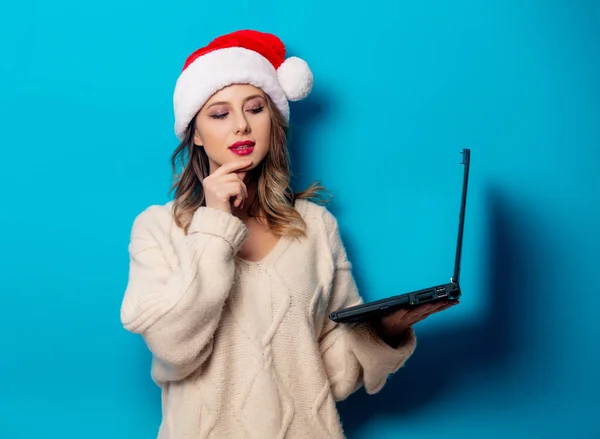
[328,148,471,324]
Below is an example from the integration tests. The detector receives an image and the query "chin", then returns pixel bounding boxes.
[229,149,266,163]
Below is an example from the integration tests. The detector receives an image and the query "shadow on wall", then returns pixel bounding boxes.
[335,186,533,437]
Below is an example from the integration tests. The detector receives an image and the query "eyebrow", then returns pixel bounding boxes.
[206,94,265,109]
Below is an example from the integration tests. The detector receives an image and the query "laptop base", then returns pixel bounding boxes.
[328,282,461,324]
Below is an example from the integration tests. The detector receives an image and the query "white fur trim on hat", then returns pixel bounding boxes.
[277,56,313,101]
[173,47,290,140]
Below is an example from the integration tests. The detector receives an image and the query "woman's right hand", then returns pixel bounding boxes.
[203,159,253,213]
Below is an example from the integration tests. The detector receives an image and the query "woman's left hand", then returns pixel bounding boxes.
[373,300,459,347]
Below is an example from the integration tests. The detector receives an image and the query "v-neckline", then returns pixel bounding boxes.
[235,233,289,266]
[235,199,308,267]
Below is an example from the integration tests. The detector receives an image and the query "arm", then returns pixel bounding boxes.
[120,205,248,383]
[318,209,417,401]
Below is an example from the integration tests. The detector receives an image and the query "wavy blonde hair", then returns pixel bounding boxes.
[169,93,330,236]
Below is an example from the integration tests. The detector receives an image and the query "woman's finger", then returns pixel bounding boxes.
[406,300,457,324]
[225,182,244,209]
[408,302,438,319]
[420,300,458,318]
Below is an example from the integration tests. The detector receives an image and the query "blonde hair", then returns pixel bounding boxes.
[169,94,329,236]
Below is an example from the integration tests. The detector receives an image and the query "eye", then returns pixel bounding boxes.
[210,112,228,119]
[248,106,264,114]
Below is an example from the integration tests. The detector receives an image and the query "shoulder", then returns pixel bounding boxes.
[294,198,340,239]
[132,200,174,227]
[294,198,350,267]
[129,201,176,242]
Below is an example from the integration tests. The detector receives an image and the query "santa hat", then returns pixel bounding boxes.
[173,29,313,140]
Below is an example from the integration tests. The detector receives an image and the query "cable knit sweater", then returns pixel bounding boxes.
[120,198,417,438]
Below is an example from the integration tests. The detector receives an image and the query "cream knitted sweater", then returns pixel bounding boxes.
[120,199,417,438]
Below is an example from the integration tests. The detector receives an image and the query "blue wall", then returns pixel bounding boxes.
[1,0,598,438]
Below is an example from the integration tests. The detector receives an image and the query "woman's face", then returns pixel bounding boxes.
[194,84,272,174]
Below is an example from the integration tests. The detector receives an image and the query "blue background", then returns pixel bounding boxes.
[1,0,598,438]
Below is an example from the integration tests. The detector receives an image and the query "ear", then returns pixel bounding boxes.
[193,130,203,147]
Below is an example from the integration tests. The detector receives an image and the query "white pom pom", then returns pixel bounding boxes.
[277,56,313,101]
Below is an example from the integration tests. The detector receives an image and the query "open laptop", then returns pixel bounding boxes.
[329,148,471,324]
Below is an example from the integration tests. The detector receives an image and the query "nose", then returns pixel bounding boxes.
[234,111,250,135]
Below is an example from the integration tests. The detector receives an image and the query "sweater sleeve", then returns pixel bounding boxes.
[318,209,417,401]
[120,205,248,384]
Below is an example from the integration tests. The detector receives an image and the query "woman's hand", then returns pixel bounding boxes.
[373,300,459,347]
[203,159,253,213]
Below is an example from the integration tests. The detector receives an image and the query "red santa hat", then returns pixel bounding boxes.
[173,29,313,140]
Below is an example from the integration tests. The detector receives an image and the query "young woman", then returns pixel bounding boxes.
[120,29,456,439]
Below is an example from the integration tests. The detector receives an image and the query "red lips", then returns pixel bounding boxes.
[229,140,255,149]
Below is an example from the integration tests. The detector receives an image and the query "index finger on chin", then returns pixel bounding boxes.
[213,159,253,176]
